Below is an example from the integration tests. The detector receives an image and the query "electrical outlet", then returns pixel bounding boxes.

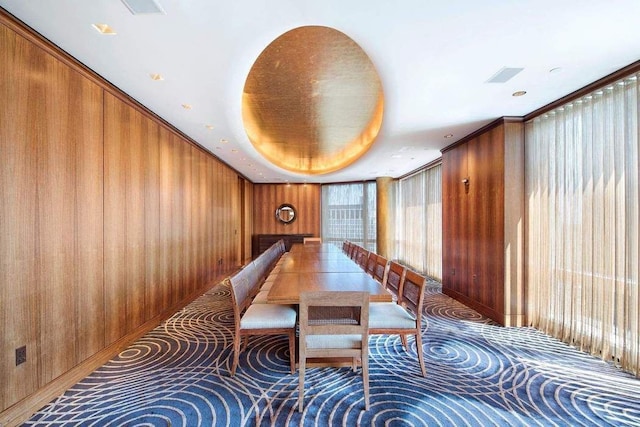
[16,345,26,366]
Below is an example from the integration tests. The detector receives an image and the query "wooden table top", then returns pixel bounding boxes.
[267,272,392,304]
[277,255,363,273]
[267,244,392,304]
[288,243,342,254]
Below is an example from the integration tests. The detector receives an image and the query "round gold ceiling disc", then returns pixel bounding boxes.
[242,26,384,175]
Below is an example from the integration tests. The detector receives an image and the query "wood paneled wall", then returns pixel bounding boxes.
[240,178,254,264]
[441,119,524,326]
[252,184,321,236]
[0,12,247,423]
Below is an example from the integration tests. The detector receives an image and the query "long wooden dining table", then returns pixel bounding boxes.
[267,243,392,304]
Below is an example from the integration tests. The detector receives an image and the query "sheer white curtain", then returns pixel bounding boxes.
[526,72,639,375]
[395,164,442,280]
[321,182,377,251]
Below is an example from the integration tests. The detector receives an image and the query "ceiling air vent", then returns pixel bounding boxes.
[486,67,524,83]
[121,0,165,15]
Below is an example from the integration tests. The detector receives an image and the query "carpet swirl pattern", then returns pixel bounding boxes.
[25,281,640,426]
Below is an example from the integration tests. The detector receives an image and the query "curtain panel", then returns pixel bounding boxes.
[395,164,442,280]
[526,73,639,376]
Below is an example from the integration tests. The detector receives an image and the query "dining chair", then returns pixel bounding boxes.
[342,240,350,254]
[369,268,427,377]
[348,243,358,260]
[298,291,370,412]
[372,254,389,283]
[365,253,378,277]
[383,261,406,300]
[227,269,297,376]
[356,247,369,270]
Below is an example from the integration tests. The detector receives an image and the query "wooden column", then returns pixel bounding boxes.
[376,177,394,259]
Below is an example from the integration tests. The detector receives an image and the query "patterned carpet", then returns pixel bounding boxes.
[24,280,640,426]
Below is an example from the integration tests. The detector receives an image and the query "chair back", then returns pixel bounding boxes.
[365,253,377,277]
[342,240,350,254]
[299,291,369,350]
[356,247,369,269]
[372,255,388,283]
[228,263,258,318]
[303,237,322,244]
[400,269,426,322]
[384,261,406,299]
[348,243,358,260]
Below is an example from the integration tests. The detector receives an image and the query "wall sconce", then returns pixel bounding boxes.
[462,177,470,194]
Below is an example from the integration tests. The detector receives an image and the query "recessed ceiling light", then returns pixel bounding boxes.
[181,104,192,110]
[391,154,402,159]
[549,67,562,73]
[444,134,453,139]
[215,146,222,150]
[149,73,163,81]
[512,90,527,97]
[231,149,238,153]
[205,124,214,130]
[220,139,228,144]
[92,23,116,35]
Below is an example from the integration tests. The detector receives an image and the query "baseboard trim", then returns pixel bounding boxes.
[442,288,504,326]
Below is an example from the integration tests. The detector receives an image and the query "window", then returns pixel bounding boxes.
[321,182,376,251]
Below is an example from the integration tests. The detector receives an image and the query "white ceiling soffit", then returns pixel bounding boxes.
[1,1,639,183]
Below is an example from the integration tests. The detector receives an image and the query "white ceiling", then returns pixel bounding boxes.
[2,0,640,183]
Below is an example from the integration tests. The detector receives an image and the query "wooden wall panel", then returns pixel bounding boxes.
[1,25,42,409]
[104,93,147,342]
[441,119,522,326]
[442,147,468,294]
[144,117,161,321]
[1,21,105,409]
[74,82,105,363]
[158,126,174,316]
[252,184,321,236]
[241,179,254,264]
[36,46,77,386]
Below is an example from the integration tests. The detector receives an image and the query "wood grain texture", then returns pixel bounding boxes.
[1,25,41,409]
[144,117,161,321]
[252,184,321,236]
[441,120,519,326]
[73,82,105,364]
[441,146,468,294]
[157,126,173,317]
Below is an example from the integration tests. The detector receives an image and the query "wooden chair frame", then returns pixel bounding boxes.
[298,291,370,411]
[227,268,296,376]
[370,269,427,377]
[372,255,389,284]
[383,261,406,300]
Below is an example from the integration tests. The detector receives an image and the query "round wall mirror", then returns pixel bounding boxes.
[275,204,297,224]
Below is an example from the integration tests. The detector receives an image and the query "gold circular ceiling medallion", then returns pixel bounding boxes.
[242,26,384,175]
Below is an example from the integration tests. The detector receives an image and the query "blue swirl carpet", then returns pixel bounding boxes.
[25,280,640,426]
